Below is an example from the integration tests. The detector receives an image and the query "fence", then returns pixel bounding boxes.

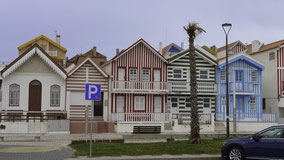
[172,113,212,124]
[111,112,170,122]
[215,112,277,123]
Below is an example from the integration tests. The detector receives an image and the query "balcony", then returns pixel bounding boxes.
[170,82,218,94]
[45,50,57,56]
[112,81,169,93]
[111,112,170,122]
[229,82,255,93]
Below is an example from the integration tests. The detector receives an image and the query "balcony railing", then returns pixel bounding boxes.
[172,113,212,124]
[0,110,67,122]
[112,81,169,93]
[46,50,57,56]
[229,82,254,92]
[111,112,170,122]
[215,112,277,123]
[170,82,218,93]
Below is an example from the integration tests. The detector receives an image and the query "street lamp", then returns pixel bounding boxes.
[222,23,232,138]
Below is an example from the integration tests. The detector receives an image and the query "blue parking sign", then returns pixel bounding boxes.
[85,84,101,101]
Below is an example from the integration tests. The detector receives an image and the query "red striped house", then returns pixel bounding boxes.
[109,39,170,132]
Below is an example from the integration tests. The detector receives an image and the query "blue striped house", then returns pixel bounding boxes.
[216,52,276,122]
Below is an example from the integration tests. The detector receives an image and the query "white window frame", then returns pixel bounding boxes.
[171,98,178,108]
[200,70,209,80]
[142,69,150,81]
[185,98,191,108]
[50,85,60,106]
[221,70,226,81]
[269,52,275,61]
[129,69,137,81]
[250,97,256,110]
[134,96,145,111]
[252,71,258,82]
[9,84,20,106]
[221,97,226,106]
[203,98,210,108]
[173,69,182,79]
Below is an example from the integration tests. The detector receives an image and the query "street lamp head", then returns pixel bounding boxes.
[222,23,232,35]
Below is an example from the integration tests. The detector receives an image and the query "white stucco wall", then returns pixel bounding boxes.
[217,50,226,59]
[1,55,66,111]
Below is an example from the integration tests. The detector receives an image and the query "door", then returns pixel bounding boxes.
[235,70,243,91]
[118,68,125,89]
[236,96,244,120]
[116,96,125,121]
[154,70,161,90]
[28,80,42,111]
[94,92,103,116]
[154,96,162,121]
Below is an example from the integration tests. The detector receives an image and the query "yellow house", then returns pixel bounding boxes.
[18,35,67,63]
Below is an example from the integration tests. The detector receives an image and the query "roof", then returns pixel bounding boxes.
[169,45,217,65]
[217,41,239,52]
[162,43,184,56]
[68,57,108,78]
[2,43,67,79]
[18,35,67,52]
[67,48,106,67]
[162,44,171,55]
[218,52,264,71]
[250,39,284,55]
[111,38,168,63]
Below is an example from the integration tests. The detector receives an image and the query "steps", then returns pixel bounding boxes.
[164,122,172,131]
[214,122,226,132]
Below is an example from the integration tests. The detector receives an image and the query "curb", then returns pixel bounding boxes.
[66,154,222,160]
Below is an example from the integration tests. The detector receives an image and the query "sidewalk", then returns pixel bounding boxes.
[66,154,221,160]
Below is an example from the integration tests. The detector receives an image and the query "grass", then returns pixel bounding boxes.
[69,138,227,157]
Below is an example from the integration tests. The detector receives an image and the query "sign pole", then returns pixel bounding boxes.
[90,100,94,157]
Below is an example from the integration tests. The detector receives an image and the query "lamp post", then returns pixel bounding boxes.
[222,23,232,138]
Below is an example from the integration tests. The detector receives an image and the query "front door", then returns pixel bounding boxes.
[116,96,125,113]
[29,80,42,111]
[154,96,162,121]
[236,96,244,120]
[235,70,243,91]
[154,70,161,90]
[94,92,103,116]
[118,68,125,89]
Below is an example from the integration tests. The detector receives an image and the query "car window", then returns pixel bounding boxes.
[258,128,284,138]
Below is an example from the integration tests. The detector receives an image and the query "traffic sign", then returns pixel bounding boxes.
[85,84,101,101]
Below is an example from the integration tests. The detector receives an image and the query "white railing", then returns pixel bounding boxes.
[112,81,169,92]
[171,82,218,93]
[215,112,277,123]
[46,50,58,56]
[229,82,255,92]
[111,112,170,122]
[172,113,212,124]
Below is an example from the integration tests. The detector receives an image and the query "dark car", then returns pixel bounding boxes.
[221,125,284,160]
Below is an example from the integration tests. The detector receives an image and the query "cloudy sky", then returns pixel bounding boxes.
[1,0,284,61]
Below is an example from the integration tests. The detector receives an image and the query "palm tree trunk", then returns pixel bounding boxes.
[189,36,201,144]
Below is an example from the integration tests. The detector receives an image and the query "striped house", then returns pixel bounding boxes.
[164,44,218,125]
[108,39,170,132]
[215,52,277,123]
[66,48,114,133]
[217,41,248,60]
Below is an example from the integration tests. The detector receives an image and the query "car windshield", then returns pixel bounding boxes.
[258,128,284,138]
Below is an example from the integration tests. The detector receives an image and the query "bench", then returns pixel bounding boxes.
[133,126,161,134]
[0,134,42,142]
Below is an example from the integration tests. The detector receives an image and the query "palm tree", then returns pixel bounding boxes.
[184,22,206,144]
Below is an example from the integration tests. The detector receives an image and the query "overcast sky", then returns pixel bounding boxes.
[1,0,284,62]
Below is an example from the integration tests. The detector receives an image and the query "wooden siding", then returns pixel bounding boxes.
[231,43,247,55]
[112,42,167,82]
[67,61,108,92]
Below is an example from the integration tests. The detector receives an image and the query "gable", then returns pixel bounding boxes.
[218,54,264,70]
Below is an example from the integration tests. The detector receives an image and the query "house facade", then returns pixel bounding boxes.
[216,52,277,131]
[107,39,170,132]
[166,45,218,132]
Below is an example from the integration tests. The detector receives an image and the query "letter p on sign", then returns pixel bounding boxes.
[85,84,101,101]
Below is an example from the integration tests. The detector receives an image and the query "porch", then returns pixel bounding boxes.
[215,112,277,123]
[112,81,169,93]
[170,82,218,94]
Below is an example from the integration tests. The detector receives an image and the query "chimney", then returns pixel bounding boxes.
[56,34,61,45]
[159,42,163,53]
[181,42,184,49]
[210,45,217,52]
[252,40,263,52]
[92,46,97,57]
[116,48,120,55]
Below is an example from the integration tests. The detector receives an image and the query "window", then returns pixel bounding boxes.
[221,71,226,81]
[203,98,210,108]
[100,62,104,66]
[50,85,60,106]
[269,52,275,60]
[258,128,284,139]
[41,45,46,50]
[129,69,137,81]
[250,97,256,110]
[171,98,178,107]
[200,70,209,79]
[9,84,20,106]
[49,46,55,51]
[142,69,150,81]
[186,98,191,108]
[173,69,182,78]
[252,71,258,82]
[134,96,145,111]
[221,97,226,106]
